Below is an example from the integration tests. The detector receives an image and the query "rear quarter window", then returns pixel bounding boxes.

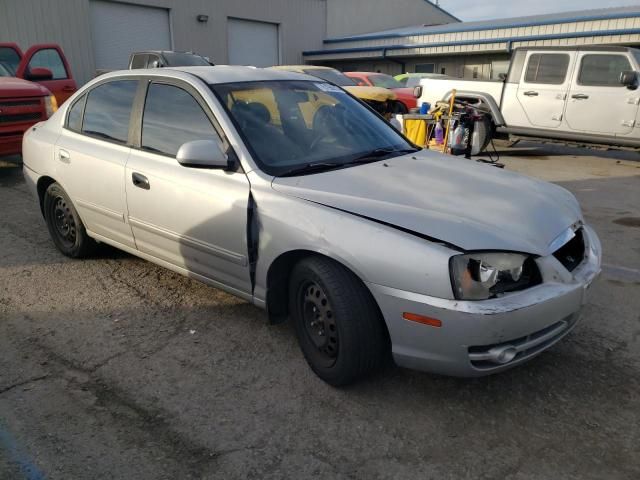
[66,94,86,132]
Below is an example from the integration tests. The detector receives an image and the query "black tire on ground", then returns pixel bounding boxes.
[43,182,97,258]
[289,256,389,386]
[392,101,408,114]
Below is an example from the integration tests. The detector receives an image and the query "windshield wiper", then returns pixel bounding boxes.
[348,147,418,164]
[279,162,344,177]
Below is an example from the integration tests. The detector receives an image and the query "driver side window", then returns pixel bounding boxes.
[28,49,68,79]
[141,83,220,157]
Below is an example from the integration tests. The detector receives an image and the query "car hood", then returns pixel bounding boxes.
[271,151,582,255]
[0,77,50,98]
[343,85,397,102]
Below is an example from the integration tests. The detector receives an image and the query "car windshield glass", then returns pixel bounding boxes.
[0,47,21,76]
[302,69,356,86]
[210,80,416,176]
[163,52,210,66]
[368,74,402,88]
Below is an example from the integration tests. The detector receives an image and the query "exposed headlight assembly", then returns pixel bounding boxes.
[450,252,541,300]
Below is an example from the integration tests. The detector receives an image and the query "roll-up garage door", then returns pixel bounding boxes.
[227,18,279,67]
[90,1,171,71]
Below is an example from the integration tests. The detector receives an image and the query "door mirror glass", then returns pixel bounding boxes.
[26,67,53,81]
[413,85,422,99]
[620,70,638,88]
[176,140,228,169]
[148,59,162,68]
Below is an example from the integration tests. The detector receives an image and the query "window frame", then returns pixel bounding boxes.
[28,48,69,80]
[524,53,570,85]
[577,53,632,87]
[131,76,231,158]
[63,76,142,147]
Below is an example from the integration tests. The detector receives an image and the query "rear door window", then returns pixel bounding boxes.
[28,48,68,79]
[578,54,632,86]
[524,53,570,84]
[141,83,219,156]
[82,80,138,144]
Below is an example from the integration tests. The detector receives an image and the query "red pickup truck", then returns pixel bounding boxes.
[0,43,76,156]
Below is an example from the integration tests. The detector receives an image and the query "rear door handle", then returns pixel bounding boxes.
[131,172,150,190]
[572,94,589,100]
[62,86,76,92]
[523,91,539,97]
[58,149,70,163]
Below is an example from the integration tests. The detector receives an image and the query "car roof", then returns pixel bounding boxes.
[271,65,336,72]
[100,65,316,84]
[345,72,391,76]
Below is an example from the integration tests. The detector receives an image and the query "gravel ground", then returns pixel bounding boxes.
[1,145,639,480]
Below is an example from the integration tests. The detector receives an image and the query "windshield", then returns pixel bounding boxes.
[163,52,210,66]
[302,69,356,87]
[210,80,415,176]
[368,74,402,89]
[0,47,21,76]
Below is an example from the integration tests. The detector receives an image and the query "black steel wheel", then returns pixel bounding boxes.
[289,256,389,386]
[299,280,339,369]
[43,183,96,258]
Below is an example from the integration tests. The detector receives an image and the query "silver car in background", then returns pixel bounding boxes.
[22,66,601,386]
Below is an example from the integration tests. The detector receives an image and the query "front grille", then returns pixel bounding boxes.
[0,113,41,124]
[468,315,576,369]
[0,99,40,107]
[553,228,585,272]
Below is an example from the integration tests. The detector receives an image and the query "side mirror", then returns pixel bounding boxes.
[149,59,162,68]
[413,85,423,99]
[25,67,53,81]
[620,70,638,89]
[498,73,507,81]
[176,140,229,169]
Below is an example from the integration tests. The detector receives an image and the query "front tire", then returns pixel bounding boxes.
[289,257,388,386]
[43,183,96,258]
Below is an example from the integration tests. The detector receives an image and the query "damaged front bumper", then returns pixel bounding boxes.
[367,225,602,377]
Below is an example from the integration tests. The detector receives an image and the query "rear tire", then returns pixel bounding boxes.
[289,257,388,386]
[43,182,96,258]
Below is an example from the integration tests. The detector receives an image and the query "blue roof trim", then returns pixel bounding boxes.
[422,0,461,23]
[304,27,640,57]
[323,9,640,44]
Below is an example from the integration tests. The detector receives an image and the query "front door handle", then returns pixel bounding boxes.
[62,85,76,92]
[131,172,150,190]
[58,149,70,163]
[523,91,539,97]
[572,94,589,100]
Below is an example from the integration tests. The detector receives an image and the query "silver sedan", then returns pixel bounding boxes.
[22,66,601,385]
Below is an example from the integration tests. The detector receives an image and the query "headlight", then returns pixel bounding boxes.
[44,95,58,118]
[449,252,541,300]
